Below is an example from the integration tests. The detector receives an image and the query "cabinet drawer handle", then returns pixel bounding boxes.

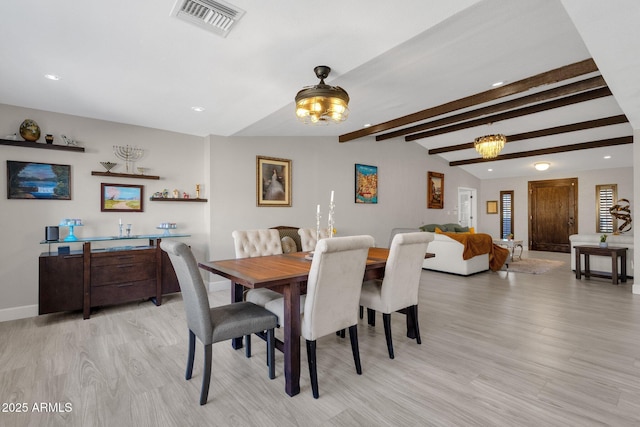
[117,264,135,268]
[116,256,135,261]
[63,255,83,259]
[116,283,134,288]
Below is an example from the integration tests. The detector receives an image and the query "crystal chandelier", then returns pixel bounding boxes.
[295,66,349,125]
[473,134,506,159]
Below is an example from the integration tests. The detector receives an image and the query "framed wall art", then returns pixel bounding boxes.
[101,183,144,212]
[427,171,444,209]
[354,164,378,204]
[257,156,291,207]
[486,200,498,214]
[7,160,71,200]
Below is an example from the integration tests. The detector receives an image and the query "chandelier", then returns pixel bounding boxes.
[473,134,506,159]
[295,66,349,125]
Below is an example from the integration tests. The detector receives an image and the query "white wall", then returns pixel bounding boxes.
[479,167,634,246]
[0,104,208,319]
[206,135,480,262]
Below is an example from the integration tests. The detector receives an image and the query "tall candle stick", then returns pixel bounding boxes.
[330,190,334,203]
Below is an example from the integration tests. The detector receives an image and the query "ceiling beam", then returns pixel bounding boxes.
[405,86,612,142]
[338,58,598,143]
[448,136,633,166]
[428,115,629,154]
[377,76,605,141]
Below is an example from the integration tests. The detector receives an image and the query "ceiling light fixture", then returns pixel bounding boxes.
[534,162,550,171]
[44,74,60,81]
[191,106,205,112]
[473,134,506,159]
[295,66,349,125]
[491,81,504,87]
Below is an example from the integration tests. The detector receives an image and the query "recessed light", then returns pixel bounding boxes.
[604,155,611,159]
[491,81,504,87]
[487,168,493,172]
[191,106,205,112]
[363,123,371,128]
[44,74,60,81]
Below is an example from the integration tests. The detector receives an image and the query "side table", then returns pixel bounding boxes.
[574,245,627,285]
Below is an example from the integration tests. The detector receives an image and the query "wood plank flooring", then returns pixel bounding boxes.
[1,251,639,426]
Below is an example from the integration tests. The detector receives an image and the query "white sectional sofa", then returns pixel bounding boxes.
[421,232,489,276]
[569,233,634,277]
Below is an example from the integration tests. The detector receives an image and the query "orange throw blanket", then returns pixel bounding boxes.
[441,232,509,271]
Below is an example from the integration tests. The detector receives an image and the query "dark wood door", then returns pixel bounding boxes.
[528,178,578,252]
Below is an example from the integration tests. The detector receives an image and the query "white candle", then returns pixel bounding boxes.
[119,218,122,225]
[317,204,320,214]
[330,190,334,203]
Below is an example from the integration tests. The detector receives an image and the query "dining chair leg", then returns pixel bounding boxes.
[412,305,422,345]
[335,329,345,338]
[367,308,376,326]
[348,325,362,375]
[245,334,251,358]
[200,343,212,405]
[306,340,319,399]
[359,305,363,319]
[382,313,394,359]
[186,329,196,380]
[267,328,275,380]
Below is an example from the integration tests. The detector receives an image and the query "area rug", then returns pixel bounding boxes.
[501,258,565,274]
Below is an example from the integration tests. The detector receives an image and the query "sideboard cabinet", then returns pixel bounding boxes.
[39,234,188,319]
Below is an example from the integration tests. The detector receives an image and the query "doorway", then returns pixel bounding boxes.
[528,178,578,252]
[457,187,477,229]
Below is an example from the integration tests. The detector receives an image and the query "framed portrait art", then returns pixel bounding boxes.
[427,171,444,209]
[7,160,71,200]
[256,156,291,207]
[101,183,144,212]
[355,164,378,204]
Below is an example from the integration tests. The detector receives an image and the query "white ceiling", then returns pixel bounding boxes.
[1,0,638,180]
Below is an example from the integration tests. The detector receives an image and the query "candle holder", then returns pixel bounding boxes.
[315,208,322,247]
[327,200,335,238]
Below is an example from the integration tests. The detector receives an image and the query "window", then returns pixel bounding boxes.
[500,190,514,239]
[596,184,617,233]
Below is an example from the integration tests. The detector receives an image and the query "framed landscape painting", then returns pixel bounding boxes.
[101,183,144,212]
[7,160,71,200]
[427,171,444,209]
[355,164,378,204]
[256,156,291,207]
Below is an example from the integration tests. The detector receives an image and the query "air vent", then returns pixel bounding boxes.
[171,0,245,38]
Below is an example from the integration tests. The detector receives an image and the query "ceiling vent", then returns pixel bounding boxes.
[171,0,245,38]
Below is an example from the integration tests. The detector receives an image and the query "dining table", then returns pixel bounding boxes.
[197,247,393,396]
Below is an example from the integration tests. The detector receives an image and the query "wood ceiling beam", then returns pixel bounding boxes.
[448,136,633,166]
[428,115,629,154]
[405,86,612,142]
[377,76,605,141]
[338,58,598,143]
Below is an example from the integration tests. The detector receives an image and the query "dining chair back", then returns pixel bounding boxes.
[359,232,432,359]
[161,240,278,405]
[298,227,331,252]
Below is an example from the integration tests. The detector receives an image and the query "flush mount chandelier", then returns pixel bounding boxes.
[473,134,506,159]
[295,66,349,125]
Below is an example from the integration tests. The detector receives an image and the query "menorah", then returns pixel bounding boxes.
[113,145,143,173]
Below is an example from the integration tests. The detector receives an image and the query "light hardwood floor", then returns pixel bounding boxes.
[1,251,639,427]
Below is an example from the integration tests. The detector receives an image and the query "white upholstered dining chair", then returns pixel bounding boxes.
[359,231,432,359]
[161,240,278,405]
[265,235,374,398]
[298,227,331,252]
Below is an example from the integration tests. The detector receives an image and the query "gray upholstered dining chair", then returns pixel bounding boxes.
[298,227,331,252]
[359,232,432,359]
[161,240,278,405]
[265,235,374,398]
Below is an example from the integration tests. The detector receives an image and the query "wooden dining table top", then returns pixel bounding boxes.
[198,247,392,288]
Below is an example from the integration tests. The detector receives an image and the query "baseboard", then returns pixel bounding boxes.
[0,304,39,323]
[207,279,231,292]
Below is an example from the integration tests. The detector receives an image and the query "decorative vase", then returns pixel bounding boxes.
[599,242,608,248]
[45,134,54,144]
[19,119,41,142]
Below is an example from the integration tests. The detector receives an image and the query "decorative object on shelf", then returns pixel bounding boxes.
[59,218,83,242]
[113,145,143,173]
[173,189,179,198]
[157,222,177,236]
[4,133,18,140]
[196,184,200,199]
[7,161,71,200]
[137,167,146,175]
[599,234,608,248]
[152,191,163,198]
[295,66,349,124]
[427,171,444,209]
[354,164,378,204]
[327,190,335,238]
[474,133,506,159]
[610,198,632,233]
[45,134,54,144]
[183,192,189,199]
[101,183,144,212]
[19,119,41,142]
[162,189,169,198]
[100,161,118,172]
[486,200,498,214]
[60,134,79,146]
[256,155,291,207]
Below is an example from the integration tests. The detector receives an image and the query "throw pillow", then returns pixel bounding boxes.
[281,236,297,253]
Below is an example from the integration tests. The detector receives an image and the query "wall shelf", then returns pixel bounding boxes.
[91,171,160,180]
[150,197,207,202]
[1,138,85,152]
